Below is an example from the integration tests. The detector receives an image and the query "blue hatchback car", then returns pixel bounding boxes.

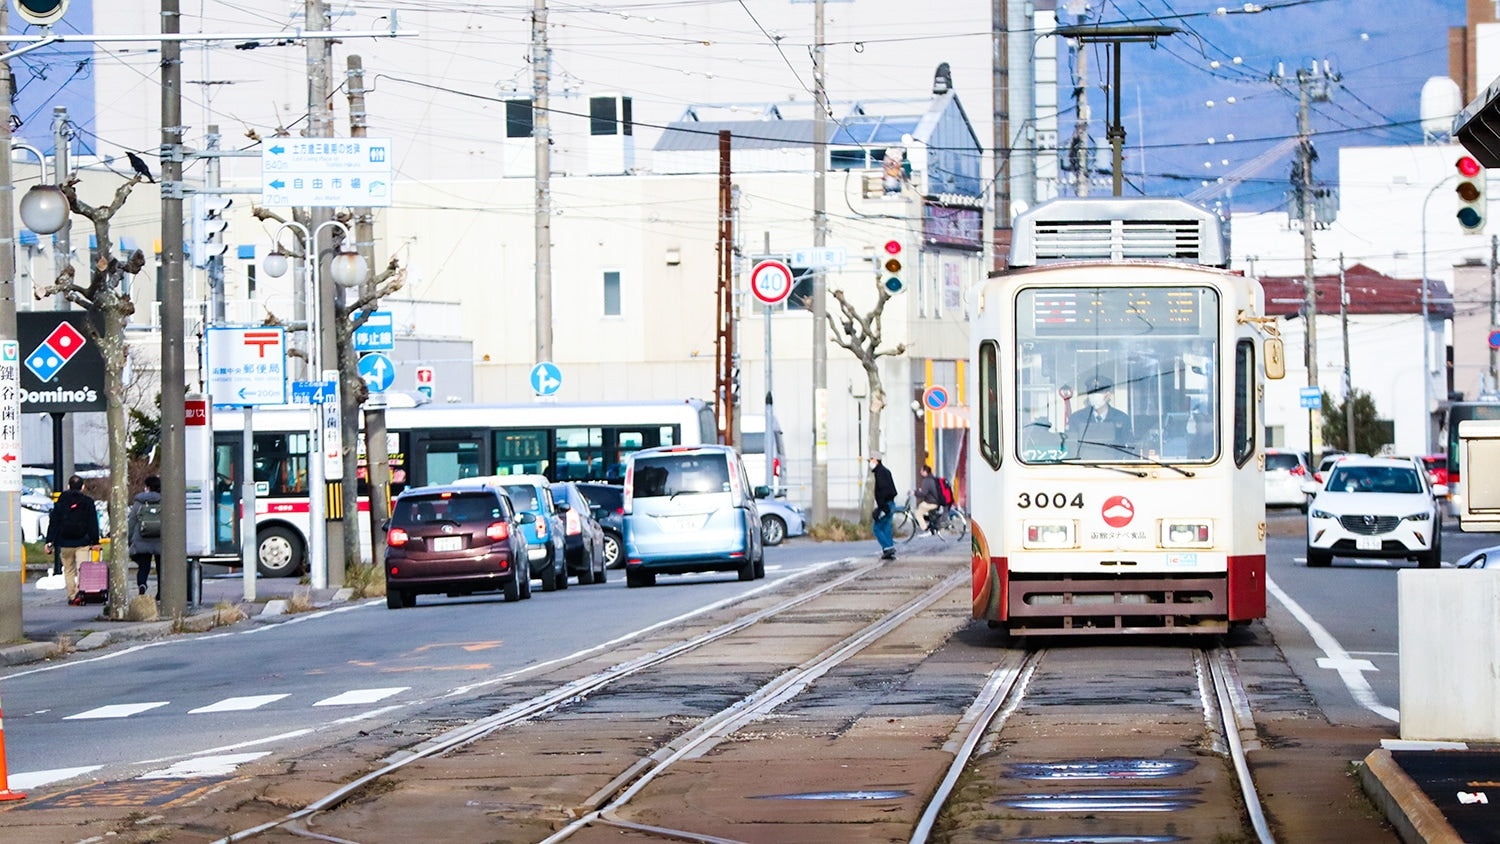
[456,475,568,592]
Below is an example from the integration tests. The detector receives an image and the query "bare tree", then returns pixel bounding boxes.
[250,206,405,572]
[39,175,147,618]
[826,278,907,514]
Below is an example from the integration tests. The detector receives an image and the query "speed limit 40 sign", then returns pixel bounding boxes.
[750,260,794,305]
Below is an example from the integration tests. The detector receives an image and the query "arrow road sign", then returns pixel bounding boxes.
[358,352,395,393]
[530,361,562,396]
[261,137,392,208]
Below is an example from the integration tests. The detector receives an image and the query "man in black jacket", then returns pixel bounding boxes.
[870,452,898,559]
[45,475,101,605]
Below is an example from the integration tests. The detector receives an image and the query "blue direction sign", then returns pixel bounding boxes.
[358,352,395,393]
[261,138,393,208]
[530,361,562,396]
[292,380,336,405]
[1299,386,1322,409]
[353,311,395,352]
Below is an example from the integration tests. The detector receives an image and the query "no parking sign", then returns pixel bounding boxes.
[923,385,949,412]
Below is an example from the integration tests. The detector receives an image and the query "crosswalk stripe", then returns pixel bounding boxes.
[65,702,170,720]
[312,687,409,707]
[188,694,291,714]
[138,752,271,780]
[7,766,104,789]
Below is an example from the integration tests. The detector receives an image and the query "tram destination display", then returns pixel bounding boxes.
[1027,286,1214,336]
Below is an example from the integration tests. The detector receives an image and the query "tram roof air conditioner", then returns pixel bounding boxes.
[1009,198,1227,269]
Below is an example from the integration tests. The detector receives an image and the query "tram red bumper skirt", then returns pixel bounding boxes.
[1227,553,1266,621]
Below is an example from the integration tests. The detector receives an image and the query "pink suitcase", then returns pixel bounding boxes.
[77,558,108,603]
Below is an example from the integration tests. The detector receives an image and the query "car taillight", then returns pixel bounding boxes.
[1290,465,1305,476]
[388,526,409,547]
[486,521,510,542]
[535,518,548,539]
[566,510,581,535]
[773,456,782,478]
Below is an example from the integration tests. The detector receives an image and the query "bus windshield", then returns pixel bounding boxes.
[1014,285,1221,464]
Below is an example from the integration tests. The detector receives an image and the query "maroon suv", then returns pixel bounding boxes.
[384,484,535,609]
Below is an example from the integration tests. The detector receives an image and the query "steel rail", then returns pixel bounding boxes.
[1206,646,1275,844]
[211,558,893,843]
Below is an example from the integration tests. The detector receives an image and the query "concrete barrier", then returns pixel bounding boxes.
[1398,569,1500,741]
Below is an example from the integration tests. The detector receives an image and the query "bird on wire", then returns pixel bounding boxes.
[125,151,155,183]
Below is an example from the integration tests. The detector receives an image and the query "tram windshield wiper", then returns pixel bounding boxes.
[1055,456,1148,478]
[1068,439,1197,477]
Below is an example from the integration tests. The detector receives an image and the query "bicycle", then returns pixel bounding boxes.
[889,494,920,541]
[904,499,968,543]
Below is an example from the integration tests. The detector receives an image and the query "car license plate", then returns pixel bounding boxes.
[431,536,463,552]
[659,515,703,533]
[1355,536,1381,551]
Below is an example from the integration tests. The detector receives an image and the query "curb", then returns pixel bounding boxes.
[1359,748,1465,844]
[0,603,306,669]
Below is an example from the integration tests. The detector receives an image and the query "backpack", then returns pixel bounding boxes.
[937,477,955,507]
[139,501,163,538]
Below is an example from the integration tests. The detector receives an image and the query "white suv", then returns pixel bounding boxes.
[1303,456,1444,568]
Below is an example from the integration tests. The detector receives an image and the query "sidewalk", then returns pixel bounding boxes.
[1,561,353,667]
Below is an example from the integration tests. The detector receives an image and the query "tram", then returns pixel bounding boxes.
[969,198,1284,635]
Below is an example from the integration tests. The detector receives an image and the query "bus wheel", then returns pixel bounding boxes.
[257,526,304,578]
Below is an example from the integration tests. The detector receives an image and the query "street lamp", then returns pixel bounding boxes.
[261,219,354,590]
[1421,174,1456,455]
[14,143,67,235]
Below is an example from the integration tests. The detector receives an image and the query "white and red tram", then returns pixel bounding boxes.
[969,198,1284,635]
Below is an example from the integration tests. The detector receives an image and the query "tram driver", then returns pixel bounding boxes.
[1067,376,1133,459]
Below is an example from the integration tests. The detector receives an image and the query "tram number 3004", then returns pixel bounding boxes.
[1017,492,1085,509]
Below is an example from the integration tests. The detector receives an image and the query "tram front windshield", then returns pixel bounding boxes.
[1015,285,1221,464]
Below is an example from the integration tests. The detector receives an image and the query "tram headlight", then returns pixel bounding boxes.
[1023,520,1075,549]
[1161,520,1213,547]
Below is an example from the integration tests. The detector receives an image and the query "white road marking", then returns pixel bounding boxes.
[6,766,103,789]
[189,694,291,714]
[1317,657,1377,672]
[138,752,271,779]
[1267,576,1400,722]
[65,702,169,720]
[313,687,408,707]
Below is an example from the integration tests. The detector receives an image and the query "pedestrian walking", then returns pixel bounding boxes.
[44,475,101,606]
[127,475,163,598]
[869,452,898,559]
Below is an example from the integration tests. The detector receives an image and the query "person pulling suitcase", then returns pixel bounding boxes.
[44,475,101,606]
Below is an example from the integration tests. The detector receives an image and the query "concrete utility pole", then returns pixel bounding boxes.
[305,0,343,587]
[0,3,22,642]
[205,125,224,324]
[1069,10,1090,197]
[1340,254,1354,452]
[533,0,553,368]
[160,0,188,617]
[811,0,829,523]
[1279,60,1337,458]
[994,0,1010,238]
[714,131,735,446]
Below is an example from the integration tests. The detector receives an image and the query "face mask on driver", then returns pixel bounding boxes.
[1088,392,1108,410]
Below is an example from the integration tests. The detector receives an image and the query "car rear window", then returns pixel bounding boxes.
[579,484,621,509]
[502,484,539,511]
[1266,453,1300,471]
[1326,466,1422,494]
[633,453,731,498]
[393,492,503,525]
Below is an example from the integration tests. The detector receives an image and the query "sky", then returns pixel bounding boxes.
[1061,0,1467,210]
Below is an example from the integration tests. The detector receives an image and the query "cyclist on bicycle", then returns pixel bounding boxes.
[914,464,944,534]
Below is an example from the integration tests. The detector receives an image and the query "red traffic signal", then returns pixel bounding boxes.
[1459,155,1482,178]
[883,239,902,255]
[1457,156,1487,234]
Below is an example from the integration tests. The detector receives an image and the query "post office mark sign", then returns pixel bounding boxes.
[19,312,106,412]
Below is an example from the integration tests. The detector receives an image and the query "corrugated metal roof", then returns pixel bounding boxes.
[655,119,816,152]
[1259,264,1452,318]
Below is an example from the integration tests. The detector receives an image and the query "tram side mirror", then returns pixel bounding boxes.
[1264,337,1286,380]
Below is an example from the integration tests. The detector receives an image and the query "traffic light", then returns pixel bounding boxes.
[880,239,905,294]
[13,0,69,26]
[188,195,232,268]
[1457,154,1487,234]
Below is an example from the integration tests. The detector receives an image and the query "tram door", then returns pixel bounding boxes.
[409,433,486,486]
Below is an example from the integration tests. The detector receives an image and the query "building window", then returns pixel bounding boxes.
[506,100,532,138]
[591,96,633,136]
[783,264,816,312]
[603,271,622,316]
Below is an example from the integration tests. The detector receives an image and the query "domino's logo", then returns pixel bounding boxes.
[25,321,87,383]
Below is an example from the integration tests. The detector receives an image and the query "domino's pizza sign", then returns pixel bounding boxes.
[18,312,106,412]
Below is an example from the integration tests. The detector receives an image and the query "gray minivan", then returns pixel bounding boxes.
[621,444,765,587]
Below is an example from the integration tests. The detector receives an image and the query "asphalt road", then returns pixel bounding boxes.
[3,514,1494,794]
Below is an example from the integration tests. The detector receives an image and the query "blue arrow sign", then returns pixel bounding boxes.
[268,179,285,190]
[268,145,285,155]
[358,352,395,393]
[530,361,562,396]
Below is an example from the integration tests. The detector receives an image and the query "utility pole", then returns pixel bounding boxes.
[205,124,224,324]
[0,3,22,641]
[1068,9,1090,197]
[714,131,735,446]
[811,0,829,523]
[49,106,73,493]
[533,0,553,368]
[1340,254,1354,452]
[1277,60,1337,458]
[160,0,188,617]
[994,0,1010,238]
[348,54,389,573]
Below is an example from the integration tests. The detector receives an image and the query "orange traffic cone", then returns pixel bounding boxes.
[0,689,25,801]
